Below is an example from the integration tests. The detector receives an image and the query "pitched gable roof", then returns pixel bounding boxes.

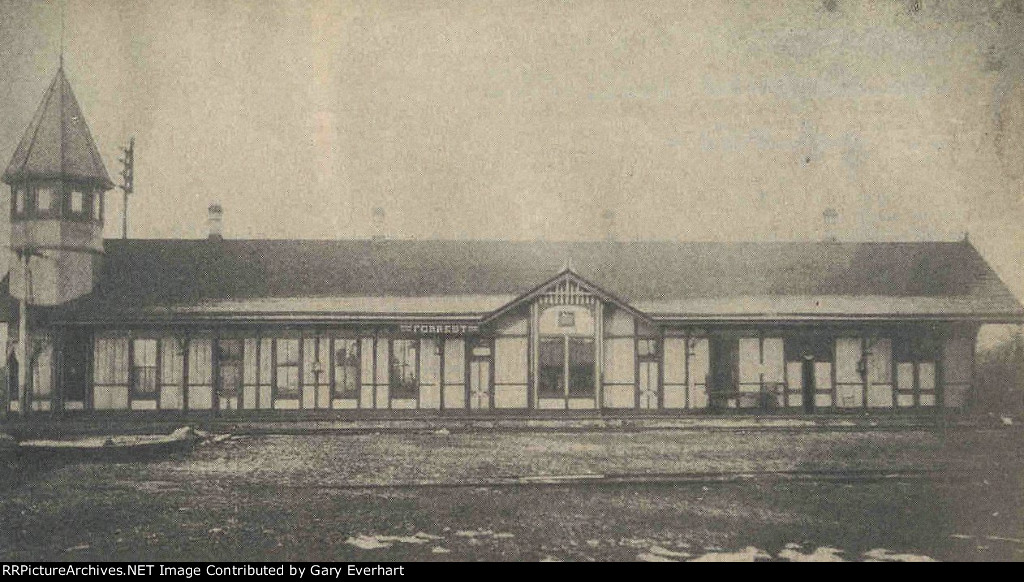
[2,68,113,189]
[45,238,1024,324]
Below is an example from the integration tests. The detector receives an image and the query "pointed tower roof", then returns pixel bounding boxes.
[2,68,113,189]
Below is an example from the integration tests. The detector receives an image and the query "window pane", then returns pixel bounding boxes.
[420,338,440,385]
[762,338,784,383]
[568,337,595,397]
[443,339,464,385]
[36,187,53,213]
[243,338,258,384]
[276,338,299,365]
[14,187,25,214]
[131,339,158,397]
[637,339,657,358]
[71,191,85,213]
[277,366,299,397]
[835,338,863,384]
[785,334,833,362]
[133,339,157,366]
[390,339,418,398]
[333,339,359,398]
[538,337,564,397]
[95,337,130,385]
[663,337,687,385]
[259,338,273,384]
[275,338,300,397]
[302,337,321,385]
[188,339,212,384]
[219,339,243,362]
[93,339,109,384]
[161,338,184,385]
[33,345,52,397]
[739,338,761,384]
[867,338,892,384]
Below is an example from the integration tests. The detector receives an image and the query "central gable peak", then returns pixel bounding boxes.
[483,267,649,324]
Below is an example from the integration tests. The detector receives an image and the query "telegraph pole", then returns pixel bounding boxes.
[119,137,134,239]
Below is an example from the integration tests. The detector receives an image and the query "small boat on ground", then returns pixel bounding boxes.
[15,426,199,460]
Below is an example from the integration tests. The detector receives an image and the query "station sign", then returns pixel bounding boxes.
[398,322,481,335]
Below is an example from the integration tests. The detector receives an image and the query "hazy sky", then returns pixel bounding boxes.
[1,0,1023,299]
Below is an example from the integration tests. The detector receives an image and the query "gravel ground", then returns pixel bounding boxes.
[0,428,1021,561]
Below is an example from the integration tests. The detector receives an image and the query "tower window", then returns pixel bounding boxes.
[71,190,85,214]
[35,186,55,215]
[12,186,26,216]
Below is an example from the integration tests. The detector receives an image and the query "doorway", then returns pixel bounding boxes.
[801,358,815,413]
[61,330,90,407]
[6,353,17,410]
[709,337,737,410]
[468,344,492,410]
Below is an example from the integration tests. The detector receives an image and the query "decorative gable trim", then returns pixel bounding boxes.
[482,268,651,325]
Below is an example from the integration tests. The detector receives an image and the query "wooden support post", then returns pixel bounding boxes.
[18,252,29,416]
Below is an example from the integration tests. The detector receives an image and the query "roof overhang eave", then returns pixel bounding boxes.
[648,312,1024,324]
[48,311,492,326]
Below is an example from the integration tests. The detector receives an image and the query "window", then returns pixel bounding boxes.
[784,334,833,362]
[558,311,575,328]
[35,186,55,215]
[188,339,213,386]
[333,338,359,398]
[218,339,243,398]
[865,338,892,384]
[131,339,158,398]
[187,338,213,409]
[95,337,129,387]
[160,338,185,409]
[540,336,596,399]
[389,339,418,399]
[242,337,273,409]
[568,337,595,397]
[32,344,53,399]
[71,190,85,214]
[637,338,658,358]
[275,338,300,398]
[538,337,565,398]
[12,186,26,216]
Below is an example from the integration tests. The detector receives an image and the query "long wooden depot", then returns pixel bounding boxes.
[2,68,1022,418]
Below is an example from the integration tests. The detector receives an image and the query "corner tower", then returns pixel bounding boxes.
[3,67,113,305]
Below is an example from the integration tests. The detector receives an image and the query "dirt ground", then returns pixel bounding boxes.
[1,428,1022,561]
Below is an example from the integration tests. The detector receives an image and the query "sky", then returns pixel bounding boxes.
[1,1,1023,308]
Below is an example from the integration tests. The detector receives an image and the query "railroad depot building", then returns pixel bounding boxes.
[2,68,1023,417]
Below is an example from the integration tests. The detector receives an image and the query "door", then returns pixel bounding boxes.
[469,358,492,410]
[709,337,737,410]
[61,330,90,408]
[636,338,659,409]
[801,358,815,413]
[638,360,659,409]
[6,353,17,411]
